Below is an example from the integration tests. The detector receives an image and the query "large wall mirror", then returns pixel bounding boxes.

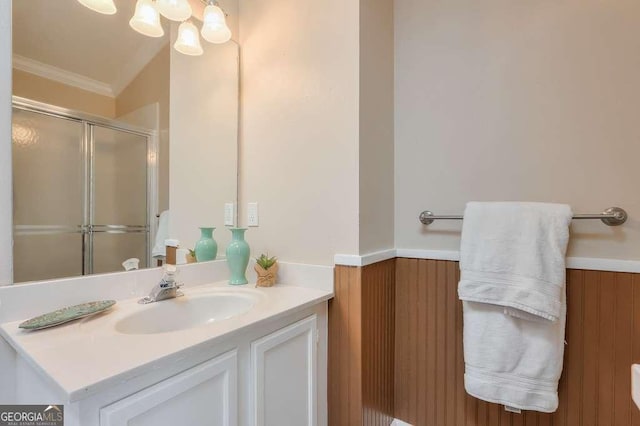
[9,0,239,284]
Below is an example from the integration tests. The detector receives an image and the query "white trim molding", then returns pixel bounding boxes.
[565,257,640,274]
[14,37,168,99]
[335,248,640,274]
[333,249,396,267]
[13,55,114,97]
[395,248,460,262]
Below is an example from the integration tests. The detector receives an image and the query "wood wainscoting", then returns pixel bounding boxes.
[329,260,396,426]
[395,258,640,426]
[329,257,640,426]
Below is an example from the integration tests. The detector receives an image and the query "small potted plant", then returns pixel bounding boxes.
[254,254,278,287]
[186,249,197,264]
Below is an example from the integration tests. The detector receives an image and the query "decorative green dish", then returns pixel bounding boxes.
[19,300,116,331]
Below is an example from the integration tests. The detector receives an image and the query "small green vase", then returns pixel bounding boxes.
[226,228,249,285]
[195,227,217,262]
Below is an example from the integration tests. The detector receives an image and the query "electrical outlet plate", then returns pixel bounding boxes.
[224,203,235,226]
[248,202,259,227]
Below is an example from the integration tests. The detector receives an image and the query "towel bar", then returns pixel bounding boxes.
[419,206,628,227]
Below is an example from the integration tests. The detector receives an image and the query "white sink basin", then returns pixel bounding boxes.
[115,292,259,335]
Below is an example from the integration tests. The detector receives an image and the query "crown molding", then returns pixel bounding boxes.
[13,55,114,97]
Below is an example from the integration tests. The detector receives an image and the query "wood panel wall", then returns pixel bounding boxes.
[395,258,640,426]
[329,265,363,426]
[362,261,396,426]
[329,260,396,426]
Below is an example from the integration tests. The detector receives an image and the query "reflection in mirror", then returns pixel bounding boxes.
[10,0,239,284]
[12,102,154,282]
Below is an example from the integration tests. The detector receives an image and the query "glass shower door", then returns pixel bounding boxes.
[12,102,153,283]
[91,126,149,274]
[12,108,85,282]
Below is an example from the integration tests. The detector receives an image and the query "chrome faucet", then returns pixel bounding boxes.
[138,264,183,304]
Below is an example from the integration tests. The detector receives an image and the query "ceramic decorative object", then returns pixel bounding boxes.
[226,228,250,285]
[254,254,278,287]
[195,227,217,262]
[19,300,116,331]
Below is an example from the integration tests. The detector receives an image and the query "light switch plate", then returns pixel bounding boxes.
[247,202,259,227]
[224,203,235,226]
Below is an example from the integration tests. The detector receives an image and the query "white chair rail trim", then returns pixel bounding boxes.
[335,248,640,274]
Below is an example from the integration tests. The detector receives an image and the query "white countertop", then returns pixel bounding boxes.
[0,281,333,402]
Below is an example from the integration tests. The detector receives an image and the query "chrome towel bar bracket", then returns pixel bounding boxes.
[419,206,628,227]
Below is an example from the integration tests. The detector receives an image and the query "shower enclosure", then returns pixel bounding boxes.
[12,97,157,283]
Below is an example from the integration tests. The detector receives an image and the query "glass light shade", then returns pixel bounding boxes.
[76,0,117,15]
[129,0,164,38]
[201,5,232,44]
[203,4,225,21]
[174,21,204,56]
[157,0,192,22]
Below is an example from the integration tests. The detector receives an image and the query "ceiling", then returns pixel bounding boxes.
[12,0,169,97]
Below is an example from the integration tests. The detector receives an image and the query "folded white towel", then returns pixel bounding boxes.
[152,210,170,259]
[459,202,572,321]
[459,202,572,412]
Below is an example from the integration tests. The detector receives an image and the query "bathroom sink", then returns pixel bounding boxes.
[115,292,259,335]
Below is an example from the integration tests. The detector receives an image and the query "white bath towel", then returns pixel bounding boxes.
[459,202,572,412]
[459,202,572,321]
[152,210,170,259]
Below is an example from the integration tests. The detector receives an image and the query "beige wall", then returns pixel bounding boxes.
[359,0,395,255]
[239,0,361,266]
[115,45,169,118]
[395,0,640,260]
[12,69,115,118]
[116,45,170,212]
[169,23,239,254]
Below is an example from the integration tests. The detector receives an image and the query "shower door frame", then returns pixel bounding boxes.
[12,96,159,276]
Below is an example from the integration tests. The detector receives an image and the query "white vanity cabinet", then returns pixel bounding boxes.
[9,303,328,426]
[98,314,320,426]
[100,350,238,426]
[251,315,317,426]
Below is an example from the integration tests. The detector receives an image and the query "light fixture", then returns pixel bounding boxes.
[79,0,234,53]
[157,0,192,22]
[129,0,165,38]
[174,21,204,56]
[201,4,232,44]
[76,0,117,15]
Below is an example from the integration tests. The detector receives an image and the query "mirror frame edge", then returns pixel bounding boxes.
[1,0,13,286]
[234,40,241,230]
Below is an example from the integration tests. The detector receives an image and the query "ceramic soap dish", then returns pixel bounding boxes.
[19,300,116,331]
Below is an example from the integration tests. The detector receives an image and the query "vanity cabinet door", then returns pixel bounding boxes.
[100,350,237,426]
[251,315,317,426]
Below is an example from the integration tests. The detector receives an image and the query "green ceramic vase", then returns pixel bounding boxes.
[195,227,217,262]
[226,228,249,285]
